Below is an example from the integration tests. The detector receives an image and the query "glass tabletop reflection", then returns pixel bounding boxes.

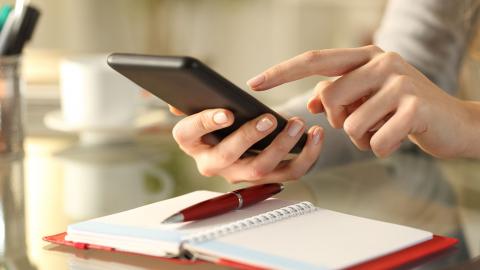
[1,131,479,270]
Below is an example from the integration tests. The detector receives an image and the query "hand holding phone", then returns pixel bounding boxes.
[172,106,323,183]
[108,53,324,183]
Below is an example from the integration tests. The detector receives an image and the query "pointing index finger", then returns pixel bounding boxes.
[247,45,383,91]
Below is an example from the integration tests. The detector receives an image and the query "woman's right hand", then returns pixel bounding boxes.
[247,46,480,159]
[168,106,324,184]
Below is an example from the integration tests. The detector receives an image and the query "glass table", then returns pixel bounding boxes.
[1,130,479,270]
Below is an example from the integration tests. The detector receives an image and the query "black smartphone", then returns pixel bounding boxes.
[107,53,307,153]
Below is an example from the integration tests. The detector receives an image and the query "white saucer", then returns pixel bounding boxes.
[44,109,172,133]
[44,110,173,145]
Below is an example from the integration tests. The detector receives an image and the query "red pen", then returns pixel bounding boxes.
[162,183,284,223]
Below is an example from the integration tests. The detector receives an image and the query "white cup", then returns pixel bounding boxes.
[62,157,175,220]
[60,54,140,144]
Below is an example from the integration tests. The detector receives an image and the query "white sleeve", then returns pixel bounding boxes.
[275,0,475,171]
[374,0,475,94]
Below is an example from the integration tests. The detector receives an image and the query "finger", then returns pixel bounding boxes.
[307,96,324,114]
[322,52,404,111]
[348,131,373,151]
[169,105,185,116]
[316,55,402,129]
[223,126,323,184]
[259,126,324,182]
[343,77,403,147]
[242,118,306,179]
[369,119,387,132]
[172,109,233,152]
[196,114,277,176]
[247,45,383,91]
[307,81,332,114]
[369,103,415,158]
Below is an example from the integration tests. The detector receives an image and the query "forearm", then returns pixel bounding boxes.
[462,101,480,158]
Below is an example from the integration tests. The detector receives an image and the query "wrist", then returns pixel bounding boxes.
[460,100,480,158]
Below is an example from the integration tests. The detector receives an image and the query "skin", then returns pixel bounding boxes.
[169,106,324,184]
[169,45,480,183]
[247,45,480,159]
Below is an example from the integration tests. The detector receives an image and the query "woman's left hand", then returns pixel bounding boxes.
[247,45,480,158]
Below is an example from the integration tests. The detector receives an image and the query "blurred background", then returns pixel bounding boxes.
[0,0,478,133]
[0,0,390,136]
[0,1,479,270]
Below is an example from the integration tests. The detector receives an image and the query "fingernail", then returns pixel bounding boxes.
[312,128,322,145]
[247,74,265,88]
[287,120,304,137]
[213,111,228,124]
[256,117,273,132]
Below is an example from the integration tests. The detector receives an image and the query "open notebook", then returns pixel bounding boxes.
[46,191,457,270]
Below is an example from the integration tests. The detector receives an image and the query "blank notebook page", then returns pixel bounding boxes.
[188,208,432,270]
[66,191,293,256]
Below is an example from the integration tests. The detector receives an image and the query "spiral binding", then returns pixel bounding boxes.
[182,201,317,245]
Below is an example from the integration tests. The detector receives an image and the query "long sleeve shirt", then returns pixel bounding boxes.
[276,0,478,168]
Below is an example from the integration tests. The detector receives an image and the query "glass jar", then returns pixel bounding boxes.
[0,56,23,160]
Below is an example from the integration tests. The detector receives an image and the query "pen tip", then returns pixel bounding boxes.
[280,183,284,190]
[162,213,184,224]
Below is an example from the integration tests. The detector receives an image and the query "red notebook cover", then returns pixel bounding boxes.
[44,232,457,269]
